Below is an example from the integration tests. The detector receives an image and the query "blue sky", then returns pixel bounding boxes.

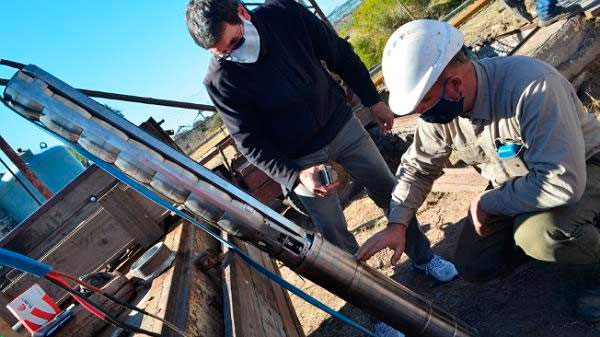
[0,0,348,173]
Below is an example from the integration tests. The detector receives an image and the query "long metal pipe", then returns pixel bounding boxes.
[296,236,479,336]
[0,77,216,112]
[0,156,43,205]
[2,65,480,337]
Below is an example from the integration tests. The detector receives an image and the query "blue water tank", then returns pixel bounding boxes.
[0,146,85,222]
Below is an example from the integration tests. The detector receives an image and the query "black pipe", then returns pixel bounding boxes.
[0,59,25,70]
[0,156,43,206]
[75,88,217,112]
[0,78,216,112]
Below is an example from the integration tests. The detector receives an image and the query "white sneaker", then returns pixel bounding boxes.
[372,321,405,337]
[412,255,458,283]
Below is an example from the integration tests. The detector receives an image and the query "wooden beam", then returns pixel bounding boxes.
[448,0,492,27]
[3,209,135,301]
[182,227,224,337]
[97,219,223,337]
[581,0,600,18]
[54,273,135,337]
[99,185,163,247]
[223,236,305,337]
[0,315,22,337]
[0,165,116,254]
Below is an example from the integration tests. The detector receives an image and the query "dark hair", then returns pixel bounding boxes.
[447,46,471,66]
[186,0,242,49]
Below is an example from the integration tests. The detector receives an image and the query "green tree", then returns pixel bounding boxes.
[102,104,124,117]
[208,112,224,133]
[69,147,91,168]
[340,0,461,68]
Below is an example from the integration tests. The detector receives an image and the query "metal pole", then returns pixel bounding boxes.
[305,0,335,31]
[0,156,43,205]
[0,136,54,200]
[75,88,217,112]
[440,0,476,22]
[1,76,216,112]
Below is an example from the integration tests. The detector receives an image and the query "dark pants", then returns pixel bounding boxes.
[294,117,433,263]
[454,161,600,283]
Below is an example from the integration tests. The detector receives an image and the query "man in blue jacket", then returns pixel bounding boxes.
[185,0,457,283]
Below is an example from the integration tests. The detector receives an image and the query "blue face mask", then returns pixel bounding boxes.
[419,79,464,124]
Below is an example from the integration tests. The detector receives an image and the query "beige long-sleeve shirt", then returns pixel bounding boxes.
[388,56,600,226]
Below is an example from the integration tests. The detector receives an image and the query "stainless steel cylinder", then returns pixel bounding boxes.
[39,96,92,142]
[150,160,199,203]
[114,139,164,184]
[184,180,231,222]
[78,117,128,163]
[293,235,479,337]
[3,72,47,120]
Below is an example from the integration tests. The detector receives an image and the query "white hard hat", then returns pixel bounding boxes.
[382,19,464,116]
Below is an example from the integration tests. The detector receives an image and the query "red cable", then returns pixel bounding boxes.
[46,272,106,320]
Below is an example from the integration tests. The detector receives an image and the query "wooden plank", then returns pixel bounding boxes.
[0,292,18,327]
[183,227,224,337]
[132,221,190,336]
[250,180,283,204]
[431,167,489,193]
[100,219,224,337]
[223,236,305,337]
[99,185,163,247]
[24,203,104,261]
[391,114,418,132]
[581,0,600,18]
[245,244,304,337]
[448,0,491,27]
[54,273,135,337]
[0,165,117,253]
[0,315,22,337]
[139,117,184,153]
[3,209,135,300]
[124,187,169,225]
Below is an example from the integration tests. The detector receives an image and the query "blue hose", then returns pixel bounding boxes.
[0,248,52,277]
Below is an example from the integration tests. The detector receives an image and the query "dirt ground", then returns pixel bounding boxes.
[283,190,600,337]
[278,3,600,337]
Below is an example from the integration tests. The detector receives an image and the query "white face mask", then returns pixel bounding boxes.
[229,18,260,63]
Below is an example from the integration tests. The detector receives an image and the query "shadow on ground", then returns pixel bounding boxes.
[308,220,600,337]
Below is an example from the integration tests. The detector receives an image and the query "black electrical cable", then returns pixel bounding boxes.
[45,276,162,337]
[0,153,43,206]
[0,96,44,205]
[52,271,189,337]
[0,59,24,70]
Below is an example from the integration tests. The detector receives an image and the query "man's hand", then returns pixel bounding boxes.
[369,102,395,134]
[355,223,407,265]
[298,164,340,197]
[470,193,491,236]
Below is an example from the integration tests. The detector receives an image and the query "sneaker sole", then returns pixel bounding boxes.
[410,264,459,287]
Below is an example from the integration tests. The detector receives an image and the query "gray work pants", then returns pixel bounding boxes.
[454,159,600,283]
[293,117,433,263]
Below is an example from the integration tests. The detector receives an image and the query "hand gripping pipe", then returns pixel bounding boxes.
[2,65,479,337]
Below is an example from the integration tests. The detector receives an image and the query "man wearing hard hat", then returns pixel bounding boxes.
[357,19,600,320]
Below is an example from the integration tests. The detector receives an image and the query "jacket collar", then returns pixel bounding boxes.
[468,61,491,121]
